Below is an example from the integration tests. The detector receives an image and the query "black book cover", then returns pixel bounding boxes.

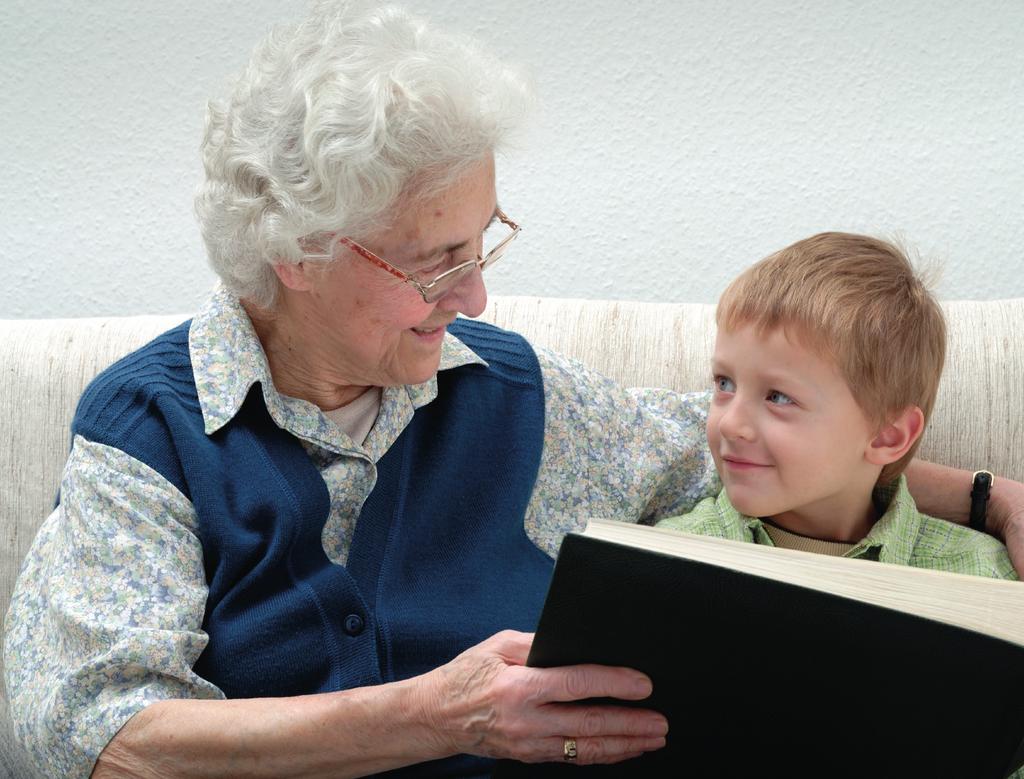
[494,533,1024,778]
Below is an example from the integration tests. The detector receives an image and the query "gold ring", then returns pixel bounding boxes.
[563,737,578,762]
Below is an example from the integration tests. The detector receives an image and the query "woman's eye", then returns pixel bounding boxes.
[767,390,794,405]
[413,259,446,280]
[714,376,735,393]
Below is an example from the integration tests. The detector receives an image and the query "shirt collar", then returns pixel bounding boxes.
[716,474,919,563]
[852,475,921,565]
[188,286,488,443]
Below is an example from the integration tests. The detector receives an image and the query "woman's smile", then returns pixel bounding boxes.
[410,322,450,343]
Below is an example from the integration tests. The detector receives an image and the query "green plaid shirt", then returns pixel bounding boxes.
[657,475,1018,579]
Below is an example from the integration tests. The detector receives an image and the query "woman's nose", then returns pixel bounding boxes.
[437,265,487,318]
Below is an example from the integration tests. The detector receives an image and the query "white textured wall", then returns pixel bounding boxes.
[2,0,1022,318]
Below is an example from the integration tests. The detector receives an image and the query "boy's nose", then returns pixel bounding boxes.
[718,401,757,442]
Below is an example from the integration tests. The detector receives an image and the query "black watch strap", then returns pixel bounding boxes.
[969,470,994,532]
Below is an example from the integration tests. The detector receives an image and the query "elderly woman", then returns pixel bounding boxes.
[5,4,1024,779]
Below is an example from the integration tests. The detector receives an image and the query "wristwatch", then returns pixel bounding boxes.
[969,470,995,532]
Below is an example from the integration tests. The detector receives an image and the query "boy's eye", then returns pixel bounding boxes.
[714,376,736,393]
[767,390,794,405]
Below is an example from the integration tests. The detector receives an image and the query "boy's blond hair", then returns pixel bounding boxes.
[717,232,946,484]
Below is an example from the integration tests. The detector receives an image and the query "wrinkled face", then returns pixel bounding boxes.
[708,324,880,529]
[299,157,497,389]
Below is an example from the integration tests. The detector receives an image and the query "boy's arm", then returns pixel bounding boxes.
[905,459,1024,576]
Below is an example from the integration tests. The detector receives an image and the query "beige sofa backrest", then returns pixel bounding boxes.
[2,295,1023,775]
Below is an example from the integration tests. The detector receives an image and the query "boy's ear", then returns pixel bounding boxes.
[272,261,316,292]
[865,406,925,466]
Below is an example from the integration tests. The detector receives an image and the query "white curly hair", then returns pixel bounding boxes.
[195,2,533,309]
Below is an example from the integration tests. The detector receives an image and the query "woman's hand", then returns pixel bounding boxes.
[988,477,1024,576]
[418,630,668,765]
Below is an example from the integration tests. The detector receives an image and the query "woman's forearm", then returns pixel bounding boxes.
[905,458,1024,576]
[91,630,669,778]
[905,458,1024,533]
[92,678,444,779]
[903,459,972,525]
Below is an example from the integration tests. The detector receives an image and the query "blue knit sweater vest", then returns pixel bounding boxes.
[72,318,551,778]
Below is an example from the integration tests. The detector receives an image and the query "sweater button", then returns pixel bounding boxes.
[343,613,364,636]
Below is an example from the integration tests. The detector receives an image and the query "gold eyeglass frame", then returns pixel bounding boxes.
[307,208,520,304]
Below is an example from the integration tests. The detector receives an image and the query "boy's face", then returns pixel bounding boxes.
[708,324,882,534]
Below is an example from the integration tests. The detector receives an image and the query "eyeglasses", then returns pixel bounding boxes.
[306,208,520,304]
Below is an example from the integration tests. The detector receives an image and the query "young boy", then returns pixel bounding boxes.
[657,232,1016,581]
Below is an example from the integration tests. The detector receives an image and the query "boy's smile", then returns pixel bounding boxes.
[709,324,883,542]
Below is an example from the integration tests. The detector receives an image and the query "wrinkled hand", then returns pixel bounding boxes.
[1006,522,1024,579]
[418,630,668,765]
[989,476,1024,577]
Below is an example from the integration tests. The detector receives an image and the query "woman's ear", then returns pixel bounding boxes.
[866,406,925,466]
[273,261,315,292]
